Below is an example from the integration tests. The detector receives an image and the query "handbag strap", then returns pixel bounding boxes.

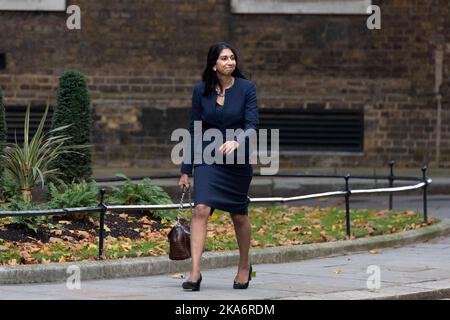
[177,185,193,234]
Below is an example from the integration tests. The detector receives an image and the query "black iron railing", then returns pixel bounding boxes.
[0,162,432,259]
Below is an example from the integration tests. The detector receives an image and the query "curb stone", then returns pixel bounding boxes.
[280,279,450,300]
[370,288,450,300]
[1,219,450,285]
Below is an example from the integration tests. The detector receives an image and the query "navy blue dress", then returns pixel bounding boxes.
[180,77,259,215]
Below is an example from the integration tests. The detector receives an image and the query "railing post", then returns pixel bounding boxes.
[344,174,351,237]
[98,188,107,259]
[422,166,428,224]
[388,160,395,210]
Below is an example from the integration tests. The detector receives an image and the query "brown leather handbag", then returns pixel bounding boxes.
[168,185,192,260]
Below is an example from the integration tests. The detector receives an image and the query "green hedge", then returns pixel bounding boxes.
[0,87,6,176]
[50,70,92,183]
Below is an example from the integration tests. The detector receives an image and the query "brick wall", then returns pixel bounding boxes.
[0,0,448,170]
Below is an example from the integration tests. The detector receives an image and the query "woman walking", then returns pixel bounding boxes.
[178,42,259,291]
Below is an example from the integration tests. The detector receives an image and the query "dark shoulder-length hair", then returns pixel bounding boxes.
[201,42,247,97]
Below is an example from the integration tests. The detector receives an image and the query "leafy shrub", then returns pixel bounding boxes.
[106,174,176,221]
[47,180,99,209]
[2,198,48,233]
[47,180,99,221]
[1,104,89,202]
[0,174,20,203]
[0,86,6,175]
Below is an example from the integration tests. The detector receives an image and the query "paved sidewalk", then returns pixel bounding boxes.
[1,236,449,300]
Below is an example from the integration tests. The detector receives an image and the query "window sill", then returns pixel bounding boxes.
[231,0,372,15]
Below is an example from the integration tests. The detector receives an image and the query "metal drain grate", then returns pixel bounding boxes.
[4,105,54,146]
[259,108,364,152]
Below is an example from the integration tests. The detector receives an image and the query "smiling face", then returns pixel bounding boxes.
[214,48,236,76]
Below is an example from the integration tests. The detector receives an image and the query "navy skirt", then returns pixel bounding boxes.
[193,164,252,215]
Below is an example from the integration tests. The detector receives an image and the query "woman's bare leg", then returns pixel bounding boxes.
[231,214,252,283]
[188,204,210,281]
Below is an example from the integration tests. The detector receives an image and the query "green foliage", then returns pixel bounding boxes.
[1,103,89,202]
[0,174,20,202]
[0,87,7,175]
[47,180,99,209]
[3,199,48,233]
[107,174,176,220]
[47,179,99,221]
[50,70,92,184]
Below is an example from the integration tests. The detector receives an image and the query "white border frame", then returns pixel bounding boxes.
[0,0,66,11]
[231,0,372,15]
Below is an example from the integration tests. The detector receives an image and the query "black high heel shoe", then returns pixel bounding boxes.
[233,265,252,289]
[182,273,202,291]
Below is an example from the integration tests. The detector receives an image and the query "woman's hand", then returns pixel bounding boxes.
[178,174,190,190]
[219,141,240,155]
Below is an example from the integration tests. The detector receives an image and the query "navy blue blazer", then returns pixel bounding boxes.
[180,77,259,175]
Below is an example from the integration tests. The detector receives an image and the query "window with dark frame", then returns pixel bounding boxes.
[259,108,364,152]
